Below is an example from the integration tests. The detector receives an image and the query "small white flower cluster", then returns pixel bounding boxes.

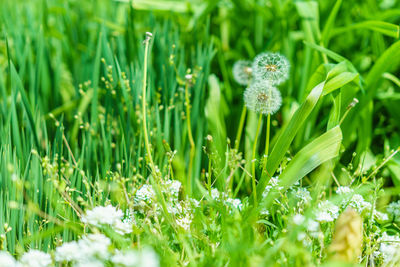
[133,180,200,231]
[0,250,52,267]
[56,234,111,264]
[374,232,400,264]
[336,186,353,195]
[387,200,400,222]
[293,214,321,247]
[262,177,282,198]
[210,188,243,211]
[134,184,155,204]
[347,194,372,214]
[315,200,339,223]
[0,236,158,267]
[81,205,132,235]
[291,187,312,206]
[54,233,159,267]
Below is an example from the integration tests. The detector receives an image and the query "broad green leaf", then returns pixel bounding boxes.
[260,126,342,202]
[323,72,359,95]
[257,82,324,195]
[333,20,400,38]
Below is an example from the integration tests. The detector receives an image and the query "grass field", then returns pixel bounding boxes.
[1,0,400,266]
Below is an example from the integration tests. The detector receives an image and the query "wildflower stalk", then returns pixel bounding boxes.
[251,113,263,205]
[142,33,157,178]
[234,106,247,151]
[185,78,195,196]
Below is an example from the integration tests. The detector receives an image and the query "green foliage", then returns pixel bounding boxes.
[1,0,400,266]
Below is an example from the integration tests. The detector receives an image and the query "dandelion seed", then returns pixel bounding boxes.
[252,52,290,84]
[244,82,282,115]
[233,60,252,86]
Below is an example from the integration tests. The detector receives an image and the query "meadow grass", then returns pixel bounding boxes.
[1,0,400,266]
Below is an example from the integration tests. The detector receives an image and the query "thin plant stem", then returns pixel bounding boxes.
[142,34,157,178]
[263,113,271,170]
[251,113,263,206]
[185,81,195,196]
[234,106,247,151]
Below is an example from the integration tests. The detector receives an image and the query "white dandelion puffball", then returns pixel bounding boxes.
[233,60,252,86]
[244,82,282,115]
[252,52,289,84]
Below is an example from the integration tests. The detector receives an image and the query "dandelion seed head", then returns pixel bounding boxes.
[244,82,282,115]
[233,60,252,86]
[252,52,289,84]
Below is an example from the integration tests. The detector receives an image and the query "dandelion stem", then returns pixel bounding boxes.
[185,81,195,196]
[251,113,263,206]
[142,34,157,178]
[234,106,247,151]
[264,113,271,167]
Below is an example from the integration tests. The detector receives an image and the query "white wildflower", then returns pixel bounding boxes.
[293,187,311,205]
[293,214,305,225]
[112,250,139,267]
[336,186,353,195]
[211,188,220,200]
[55,241,82,262]
[387,200,400,222]
[176,215,192,230]
[378,232,400,264]
[81,205,123,226]
[315,200,339,223]
[74,259,105,267]
[374,210,389,222]
[135,184,155,203]
[348,194,372,214]
[306,219,320,238]
[164,180,181,199]
[138,248,159,267]
[225,198,243,210]
[79,234,111,260]
[262,177,282,198]
[0,251,18,267]
[114,220,133,235]
[20,250,52,267]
